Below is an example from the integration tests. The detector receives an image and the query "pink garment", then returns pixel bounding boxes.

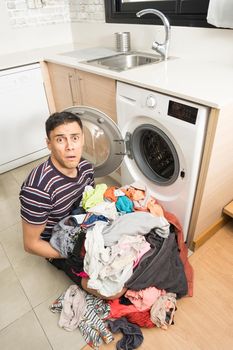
[133,243,151,268]
[58,285,87,331]
[125,287,166,311]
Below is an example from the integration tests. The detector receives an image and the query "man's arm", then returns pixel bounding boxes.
[22,219,62,259]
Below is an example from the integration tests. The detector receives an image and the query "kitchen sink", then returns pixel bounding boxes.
[80,52,162,72]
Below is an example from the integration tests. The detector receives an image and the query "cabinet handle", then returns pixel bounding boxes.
[68,74,76,105]
[77,75,83,104]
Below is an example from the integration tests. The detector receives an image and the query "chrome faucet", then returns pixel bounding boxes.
[136,9,171,60]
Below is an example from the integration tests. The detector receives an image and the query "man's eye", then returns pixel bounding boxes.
[57,137,63,143]
[72,136,79,142]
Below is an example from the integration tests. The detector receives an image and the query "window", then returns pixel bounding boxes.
[104,0,212,28]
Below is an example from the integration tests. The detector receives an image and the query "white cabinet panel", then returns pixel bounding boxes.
[0,64,50,173]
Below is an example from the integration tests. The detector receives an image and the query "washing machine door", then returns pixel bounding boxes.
[63,106,125,177]
[129,123,181,186]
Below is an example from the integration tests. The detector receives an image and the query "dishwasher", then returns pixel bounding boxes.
[0,63,50,174]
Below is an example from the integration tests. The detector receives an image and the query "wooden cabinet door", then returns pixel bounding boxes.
[46,63,80,112]
[76,70,117,122]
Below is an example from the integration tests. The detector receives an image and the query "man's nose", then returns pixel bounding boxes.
[66,138,75,149]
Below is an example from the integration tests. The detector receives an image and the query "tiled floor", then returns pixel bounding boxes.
[0,158,120,350]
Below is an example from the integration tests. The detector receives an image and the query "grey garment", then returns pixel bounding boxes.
[102,211,170,247]
[125,231,188,299]
[50,216,80,258]
[107,317,143,350]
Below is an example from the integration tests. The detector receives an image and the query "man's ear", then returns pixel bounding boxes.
[46,138,51,150]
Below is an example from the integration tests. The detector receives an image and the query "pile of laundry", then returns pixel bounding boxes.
[49,182,193,349]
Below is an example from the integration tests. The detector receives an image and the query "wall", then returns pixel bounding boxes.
[0,1,71,54]
[71,22,233,64]
[2,0,233,64]
[1,0,104,55]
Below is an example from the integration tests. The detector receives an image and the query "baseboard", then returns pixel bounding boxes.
[191,216,230,251]
[223,200,233,218]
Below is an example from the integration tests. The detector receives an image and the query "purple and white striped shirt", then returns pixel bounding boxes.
[19,157,94,240]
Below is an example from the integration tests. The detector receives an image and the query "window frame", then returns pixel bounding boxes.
[104,0,213,28]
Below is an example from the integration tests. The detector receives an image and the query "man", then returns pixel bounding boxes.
[19,111,126,299]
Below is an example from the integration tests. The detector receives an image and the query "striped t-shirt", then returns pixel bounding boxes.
[19,157,94,241]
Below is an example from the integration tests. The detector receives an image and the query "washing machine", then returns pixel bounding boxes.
[64,81,209,241]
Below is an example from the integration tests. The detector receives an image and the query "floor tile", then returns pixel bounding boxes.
[0,243,11,273]
[0,222,26,267]
[0,266,31,330]
[35,295,86,350]
[0,171,21,232]
[0,195,20,233]
[14,254,72,308]
[0,171,20,199]
[10,157,47,186]
[0,310,51,350]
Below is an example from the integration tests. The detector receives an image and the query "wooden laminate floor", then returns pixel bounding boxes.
[82,220,233,350]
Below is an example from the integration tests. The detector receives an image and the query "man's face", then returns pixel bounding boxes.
[46,121,84,176]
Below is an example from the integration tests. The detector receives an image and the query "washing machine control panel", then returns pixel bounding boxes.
[146,95,157,109]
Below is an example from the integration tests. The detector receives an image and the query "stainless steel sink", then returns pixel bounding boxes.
[80,52,162,72]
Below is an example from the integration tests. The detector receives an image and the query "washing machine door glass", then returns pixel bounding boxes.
[131,124,180,185]
[63,106,125,177]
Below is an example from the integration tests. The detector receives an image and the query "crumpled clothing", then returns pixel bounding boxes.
[125,230,188,298]
[150,293,177,330]
[49,293,65,314]
[116,195,134,213]
[104,186,126,203]
[82,184,107,210]
[102,211,170,247]
[125,287,166,311]
[84,221,150,297]
[58,285,87,331]
[49,287,113,349]
[79,294,113,349]
[50,215,81,258]
[163,208,193,297]
[104,186,118,202]
[81,212,109,228]
[107,317,144,350]
[122,181,152,211]
[87,201,119,221]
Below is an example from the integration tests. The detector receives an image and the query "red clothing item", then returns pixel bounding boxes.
[108,299,138,318]
[107,299,155,328]
[127,310,155,328]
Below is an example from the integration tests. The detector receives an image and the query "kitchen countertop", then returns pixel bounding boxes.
[1,44,233,109]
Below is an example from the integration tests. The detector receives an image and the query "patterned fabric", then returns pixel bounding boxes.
[19,157,94,240]
[50,216,81,258]
[79,294,113,349]
[49,293,65,313]
[49,290,113,349]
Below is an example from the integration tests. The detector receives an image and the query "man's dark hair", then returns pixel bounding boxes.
[45,111,83,139]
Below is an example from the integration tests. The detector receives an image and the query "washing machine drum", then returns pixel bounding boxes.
[130,124,180,186]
